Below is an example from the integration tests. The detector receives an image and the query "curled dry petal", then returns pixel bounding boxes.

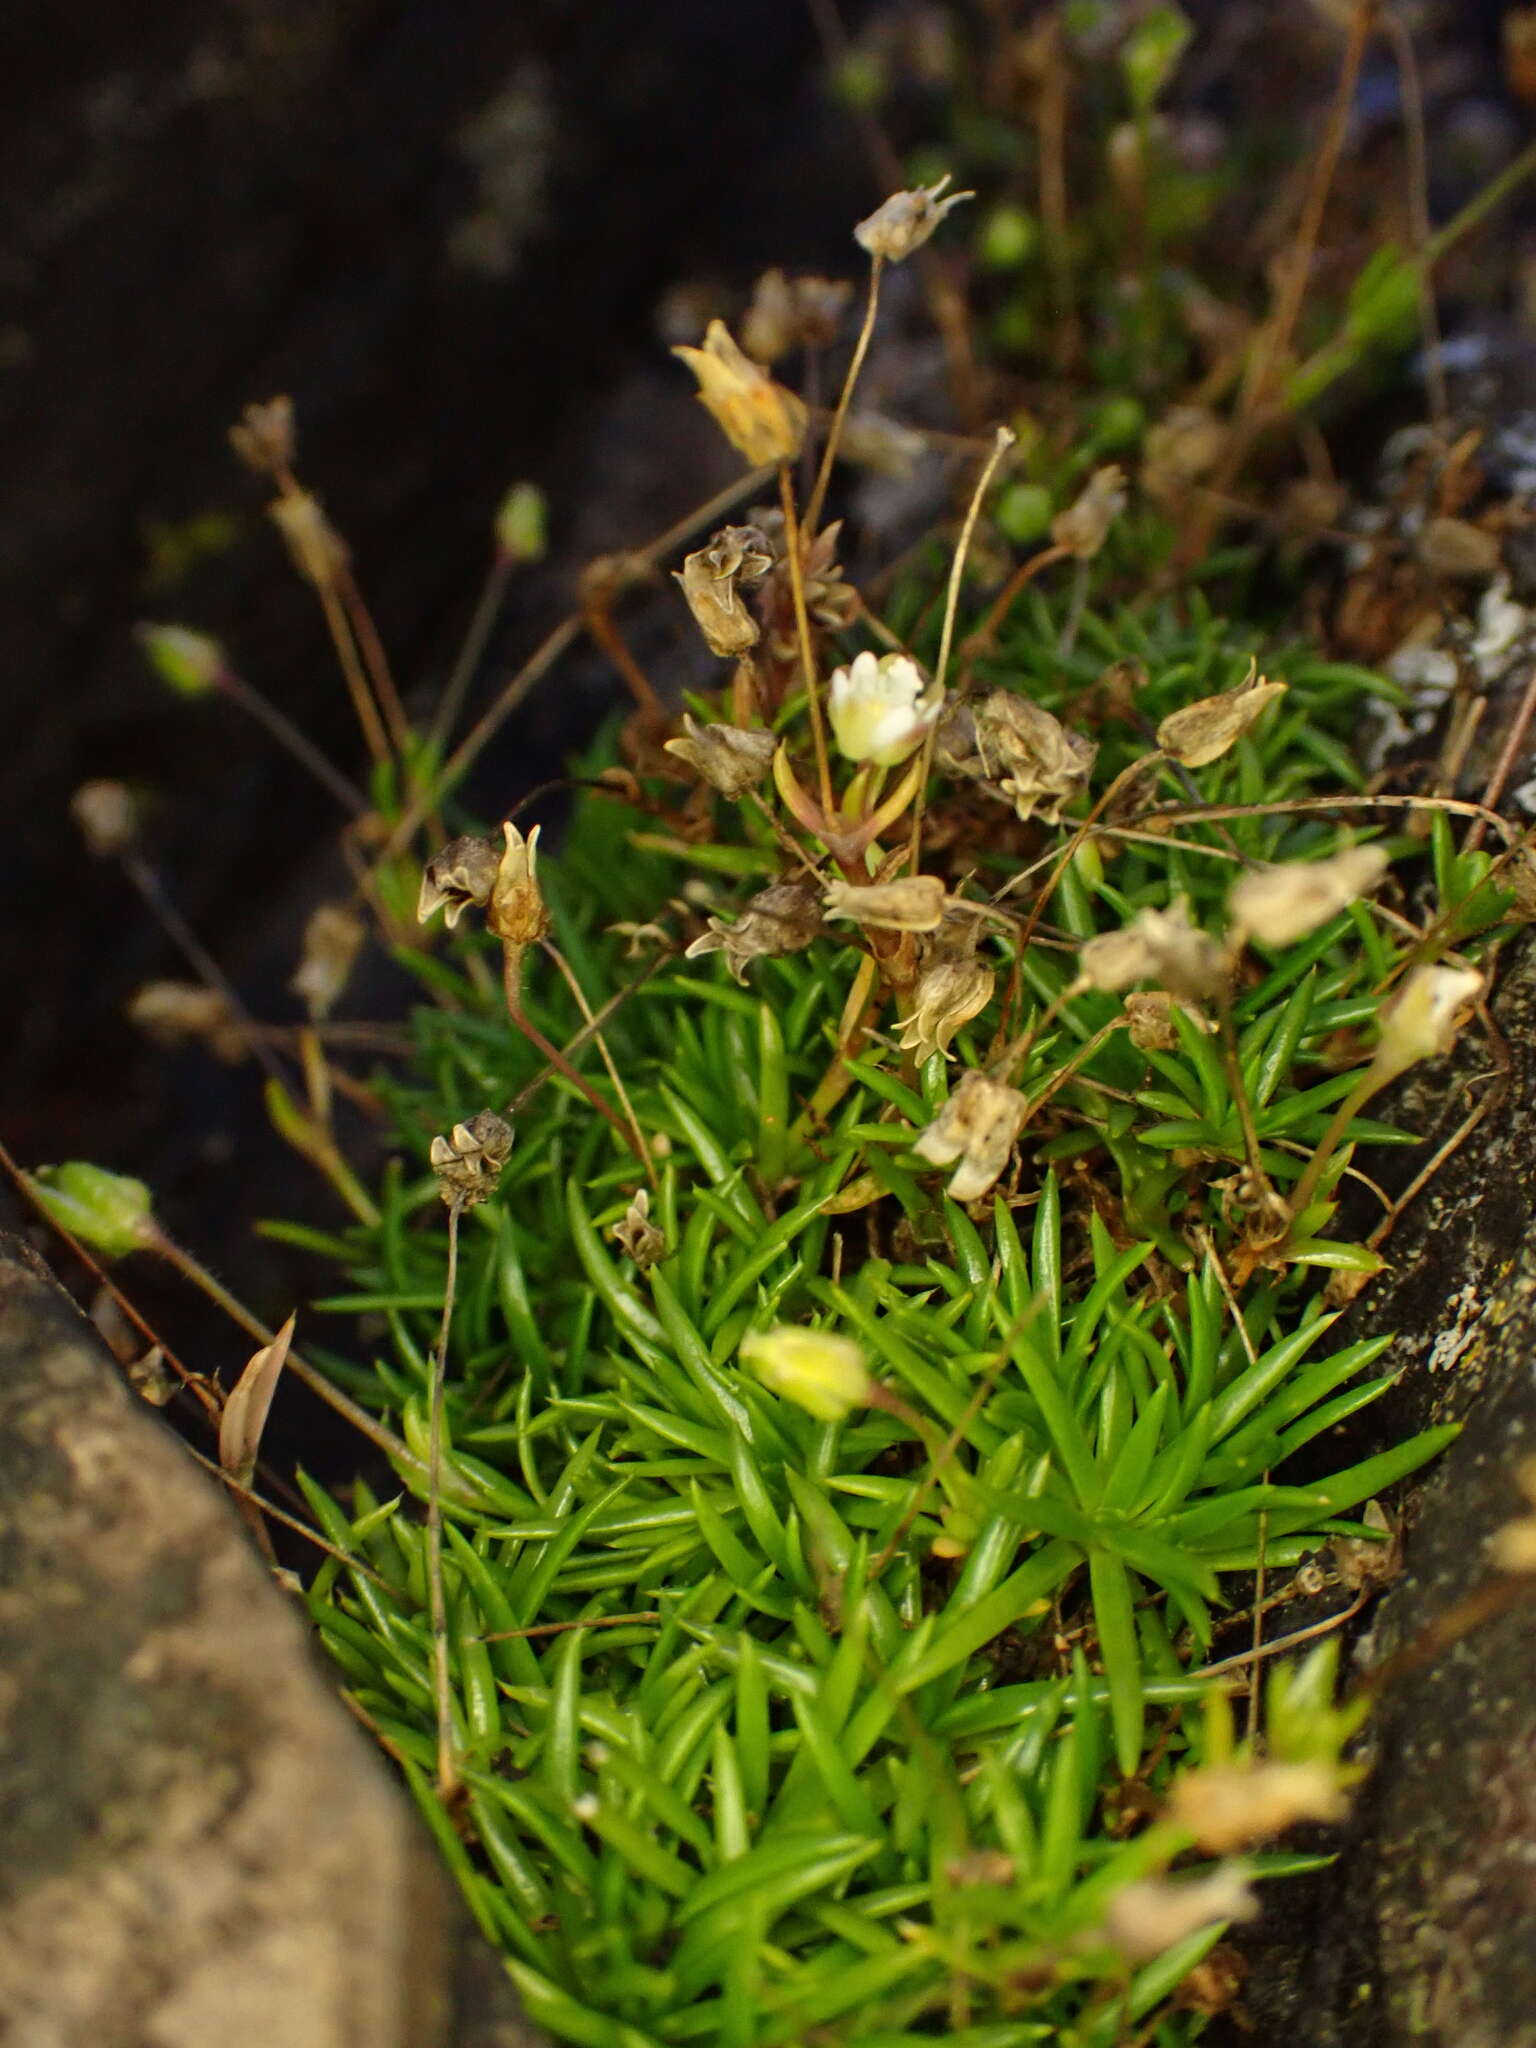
[898,955,996,1063]
[823,874,947,932]
[672,320,807,467]
[1050,464,1127,560]
[219,1312,296,1491]
[664,714,777,797]
[429,1108,514,1209]
[128,981,246,1063]
[1157,674,1288,768]
[290,902,366,1022]
[1101,1865,1258,1964]
[1228,844,1389,949]
[854,173,974,262]
[742,269,852,361]
[912,1068,1028,1203]
[1168,1759,1348,1854]
[684,878,824,983]
[1079,901,1225,1004]
[418,833,501,928]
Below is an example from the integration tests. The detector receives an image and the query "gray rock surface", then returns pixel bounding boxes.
[0,1233,543,2048]
[1233,936,1536,2046]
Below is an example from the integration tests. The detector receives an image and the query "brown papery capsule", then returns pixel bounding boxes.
[429,1108,514,1209]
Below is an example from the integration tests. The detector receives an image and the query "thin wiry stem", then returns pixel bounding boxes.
[1214,982,1283,1227]
[1286,1068,1381,1224]
[148,1229,423,1475]
[907,426,1015,871]
[479,1611,660,1644]
[1179,0,1374,567]
[502,946,645,1162]
[959,541,1070,669]
[805,254,883,535]
[120,853,289,1090]
[369,466,774,875]
[540,939,655,1184]
[428,552,513,757]
[935,427,1015,701]
[778,465,836,821]
[215,666,368,815]
[182,1442,395,1588]
[508,949,672,1119]
[429,1197,464,1803]
[338,566,412,758]
[316,575,392,766]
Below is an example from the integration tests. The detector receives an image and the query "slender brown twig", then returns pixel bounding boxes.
[805,255,883,535]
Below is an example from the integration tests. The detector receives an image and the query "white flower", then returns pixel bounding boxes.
[827,650,942,767]
[1371,964,1482,1085]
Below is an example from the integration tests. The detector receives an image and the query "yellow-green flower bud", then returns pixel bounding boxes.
[495,482,548,565]
[30,1162,155,1259]
[135,623,225,698]
[740,1324,871,1422]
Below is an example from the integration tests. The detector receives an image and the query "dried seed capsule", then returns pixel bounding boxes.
[673,524,773,657]
[823,874,948,933]
[290,903,366,1021]
[1156,673,1287,768]
[71,780,140,859]
[663,714,777,797]
[854,174,974,262]
[1050,464,1127,560]
[612,1188,666,1269]
[417,834,502,928]
[1078,901,1225,1004]
[898,954,996,1064]
[487,822,550,946]
[429,1109,514,1208]
[684,877,825,984]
